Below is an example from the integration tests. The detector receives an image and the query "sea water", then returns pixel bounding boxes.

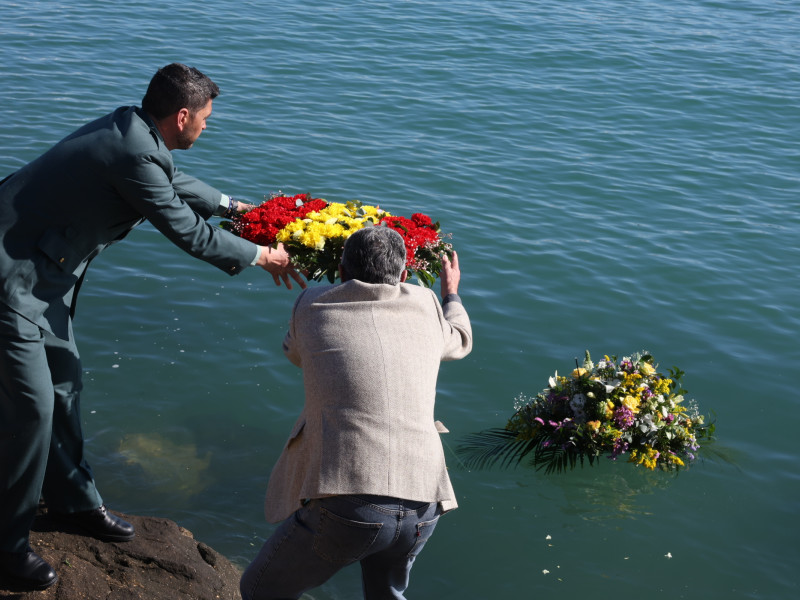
[1,1,798,598]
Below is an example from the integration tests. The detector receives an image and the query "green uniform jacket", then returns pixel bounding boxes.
[0,105,258,340]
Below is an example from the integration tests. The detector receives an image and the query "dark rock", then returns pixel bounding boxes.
[0,508,242,599]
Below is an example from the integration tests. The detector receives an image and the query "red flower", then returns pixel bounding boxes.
[411,213,432,227]
[379,214,441,267]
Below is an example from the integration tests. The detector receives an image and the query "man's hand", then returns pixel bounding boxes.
[236,201,257,213]
[440,251,460,297]
[257,243,307,290]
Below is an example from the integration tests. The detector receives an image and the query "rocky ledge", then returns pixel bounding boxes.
[0,508,242,600]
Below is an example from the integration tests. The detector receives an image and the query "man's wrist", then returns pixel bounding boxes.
[223,197,240,219]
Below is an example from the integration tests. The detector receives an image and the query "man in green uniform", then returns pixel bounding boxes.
[0,63,303,590]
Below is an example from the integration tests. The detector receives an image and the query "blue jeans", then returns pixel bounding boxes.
[240,495,442,600]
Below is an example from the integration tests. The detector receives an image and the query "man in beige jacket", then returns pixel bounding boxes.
[241,226,472,600]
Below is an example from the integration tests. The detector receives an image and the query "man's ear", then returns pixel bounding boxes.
[400,270,408,283]
[175,107,191,131]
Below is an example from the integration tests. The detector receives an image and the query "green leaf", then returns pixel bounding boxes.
[456,428,534,470]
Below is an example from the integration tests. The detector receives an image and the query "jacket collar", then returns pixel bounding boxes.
[137,107,167,146]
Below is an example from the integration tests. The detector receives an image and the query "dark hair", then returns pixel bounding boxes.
[341,226,407,285]
[141,63,220,119]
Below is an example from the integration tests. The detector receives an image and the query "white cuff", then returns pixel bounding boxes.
[250,246,261,266]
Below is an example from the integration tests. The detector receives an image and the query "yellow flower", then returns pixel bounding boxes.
[630,447,659,470]
[322,202,349,218]
[299,229,325,250]
[604,401,615,419]
[654,378,672,395]
[666,454,685,467]
[572,367,587,378]
[640,362,655,376]
[622,395,640,413]
[319,222,345,239]
[587,420,601,433]
[622,372,643,387]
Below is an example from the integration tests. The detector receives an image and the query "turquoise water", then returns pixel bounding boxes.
[2,1,799,598]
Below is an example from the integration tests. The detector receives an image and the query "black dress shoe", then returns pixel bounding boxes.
[0,547,58,590]
[53,504,135,542]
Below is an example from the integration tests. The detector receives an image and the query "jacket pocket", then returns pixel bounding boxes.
[37,227,83,273]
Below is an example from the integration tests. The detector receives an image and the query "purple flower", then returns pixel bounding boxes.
[613,406,635,429]
[610,438,629,460]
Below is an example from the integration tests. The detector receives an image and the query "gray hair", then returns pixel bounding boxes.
[340,226,406,285]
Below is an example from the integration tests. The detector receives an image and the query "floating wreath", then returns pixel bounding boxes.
[458,351,714,473]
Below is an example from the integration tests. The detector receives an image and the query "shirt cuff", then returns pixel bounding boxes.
[250,246,261,266]
[442,293,462,305]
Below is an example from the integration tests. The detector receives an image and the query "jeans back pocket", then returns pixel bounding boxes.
[407,515,440,558]
[313,507,384,565]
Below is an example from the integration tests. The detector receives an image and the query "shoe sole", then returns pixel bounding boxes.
[0,572,58,591]
[49,511,136,543]
[77,529,136,543]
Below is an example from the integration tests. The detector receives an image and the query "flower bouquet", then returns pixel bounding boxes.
[458,351,715,473]
[223,193,452,285]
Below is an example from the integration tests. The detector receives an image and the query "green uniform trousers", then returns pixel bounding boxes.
[0,307,102,553]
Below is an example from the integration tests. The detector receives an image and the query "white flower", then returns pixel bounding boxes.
[638,414,658,434]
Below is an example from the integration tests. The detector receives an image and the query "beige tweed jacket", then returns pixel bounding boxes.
[263,279,473,523]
